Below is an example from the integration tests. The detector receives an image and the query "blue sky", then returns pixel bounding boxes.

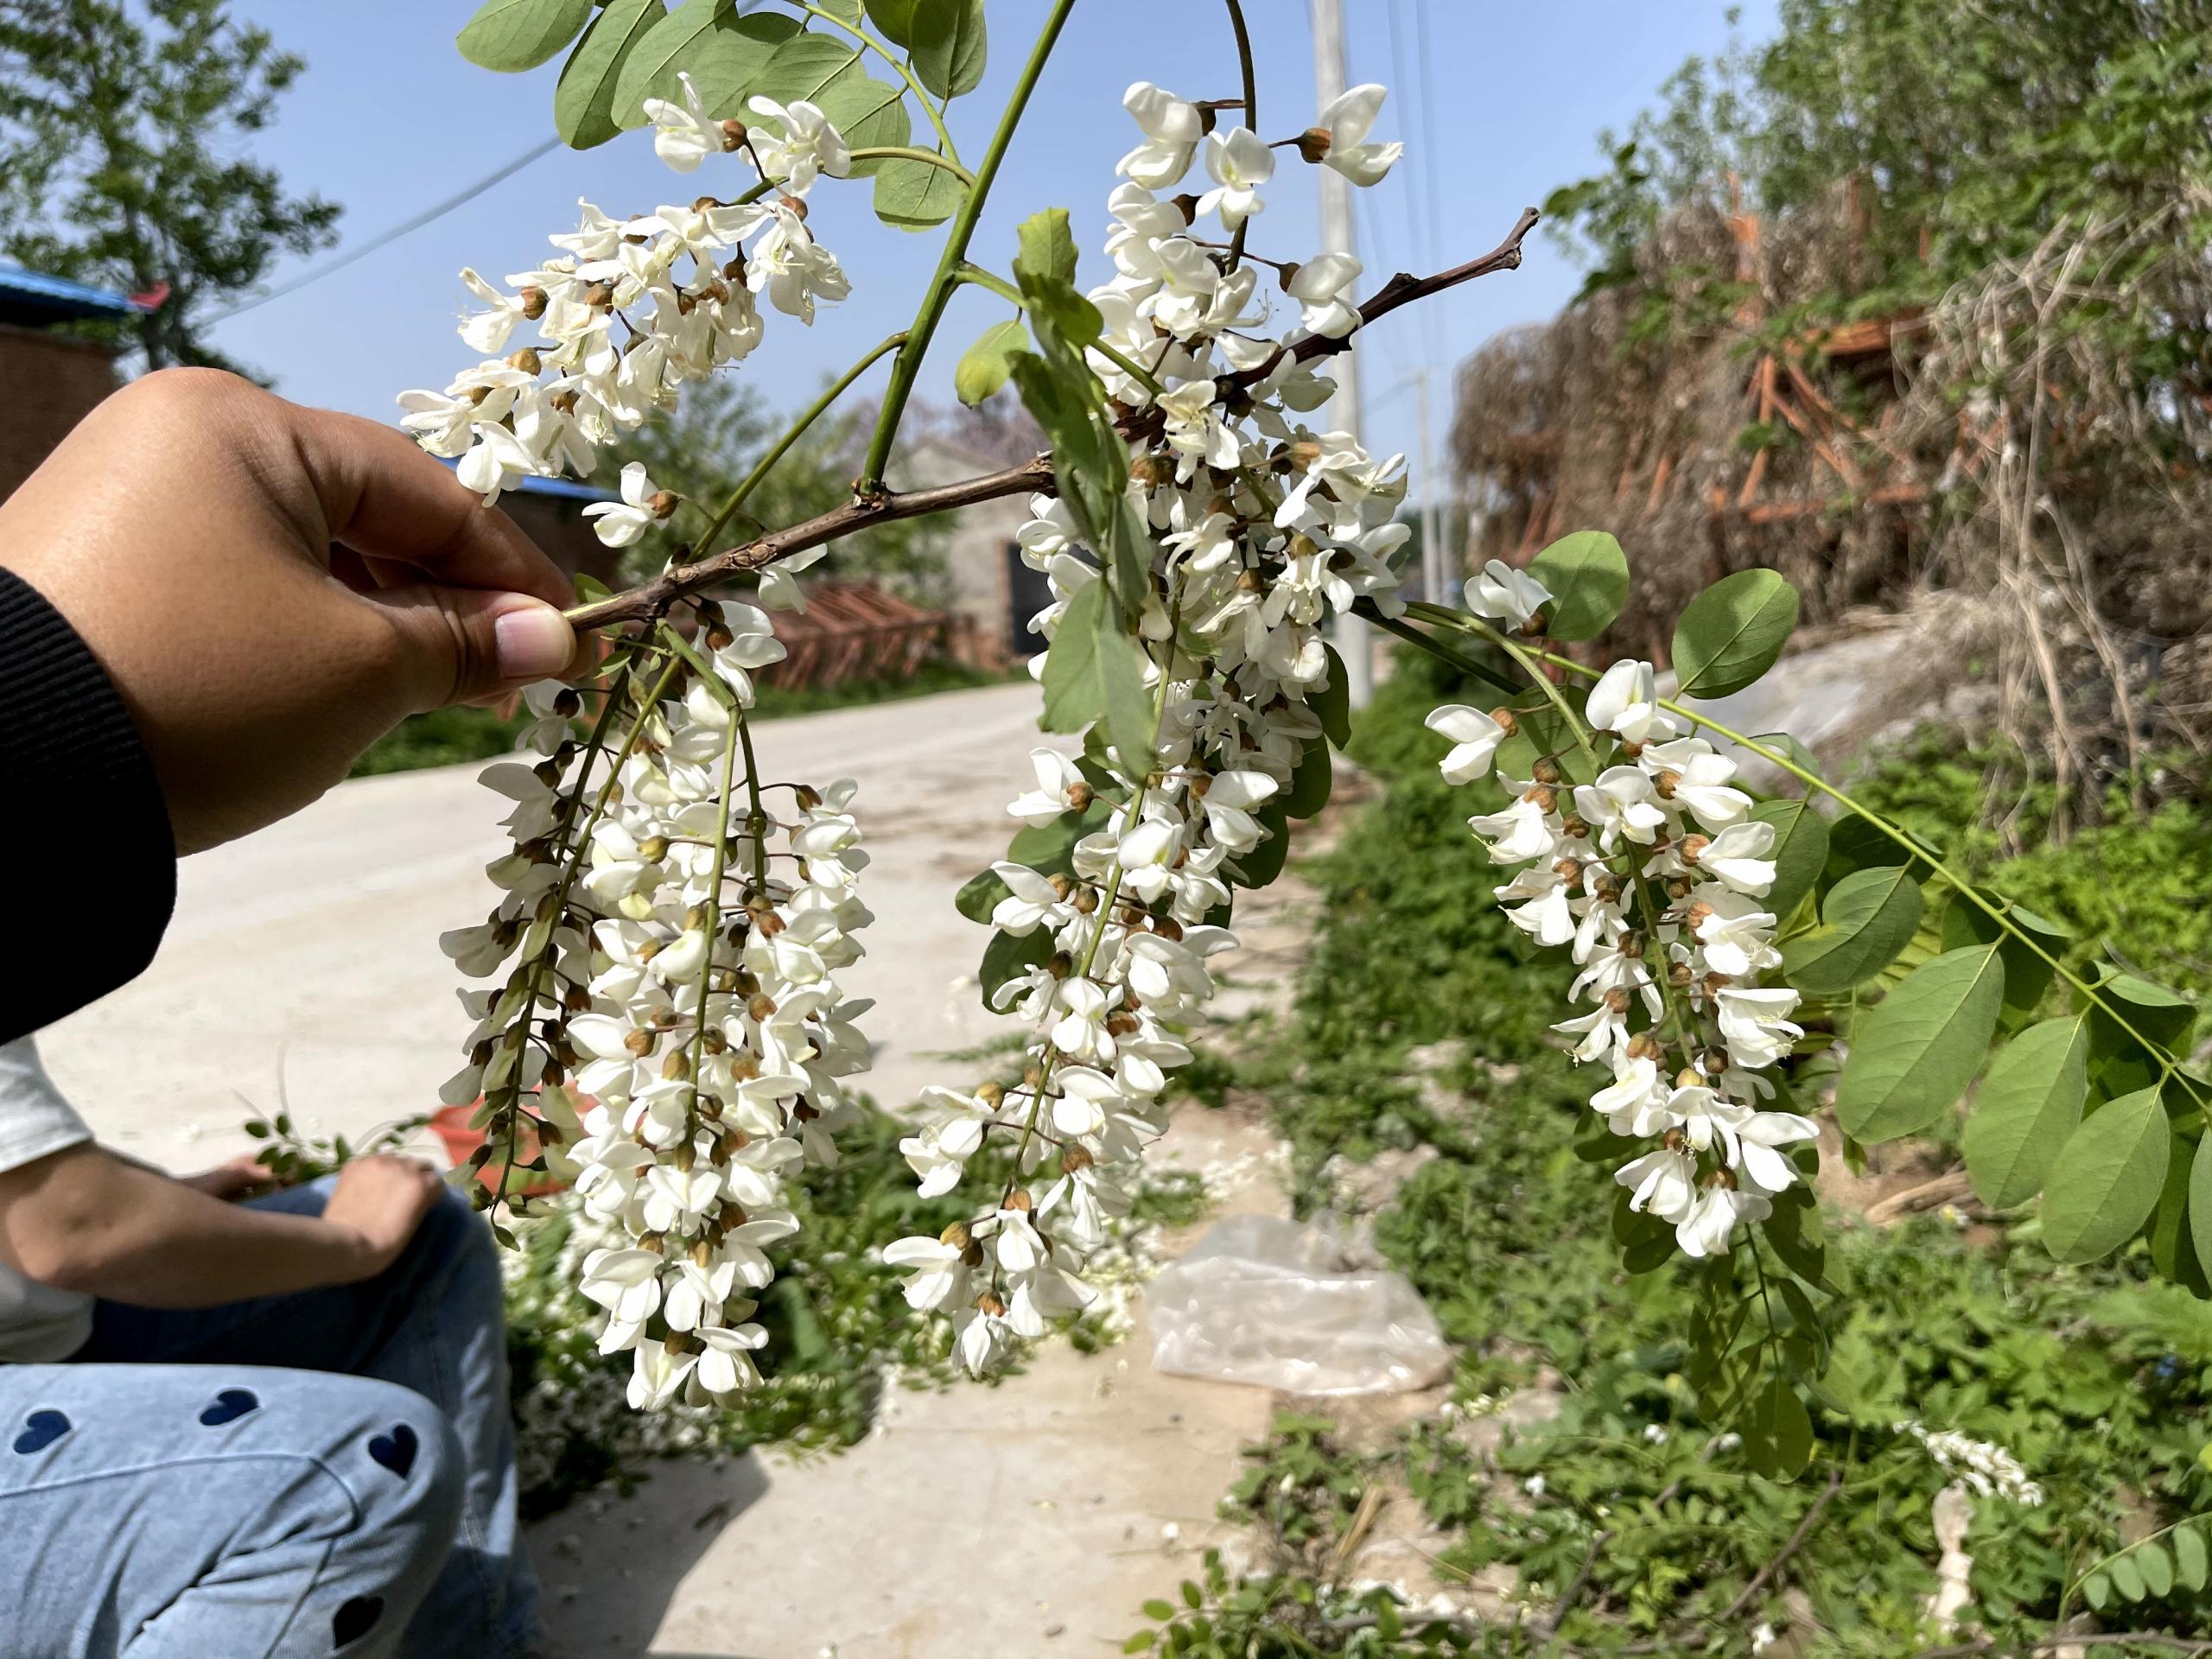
[207,0,1767,480]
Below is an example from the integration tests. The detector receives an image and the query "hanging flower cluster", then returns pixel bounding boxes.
[439,601,876,1410]
[399,73,852,506]
[881,80,1412,1375]
[1425,565,1821,1262]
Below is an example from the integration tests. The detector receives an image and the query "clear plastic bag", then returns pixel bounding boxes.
[1145,1214,1452,1395]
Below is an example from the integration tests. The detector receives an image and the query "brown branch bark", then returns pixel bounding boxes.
[563,207,1541,633]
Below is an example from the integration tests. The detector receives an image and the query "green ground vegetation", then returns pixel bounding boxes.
[1130,652,2212,1657]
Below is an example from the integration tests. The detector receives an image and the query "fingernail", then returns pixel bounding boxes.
[493,601,575,681]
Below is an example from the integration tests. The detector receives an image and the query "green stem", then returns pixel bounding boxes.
[1479,617,1703,1066]
[1222,0,1257,270]
[493,654,682,1217]
[1003,577,1185,1187]
[953,263,1169,396]
[798,3,962,166]
[859,0,1077,491]
[691,330,909,556]
[1403,601,2205,1109]
[1361,607,1520,695]
[737,710,768,896]
[848,144,976,187]
[688,701,744,1103]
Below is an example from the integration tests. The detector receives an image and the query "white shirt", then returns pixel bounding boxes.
[0,1036,95,1361]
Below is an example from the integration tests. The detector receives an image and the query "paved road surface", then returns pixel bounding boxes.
[40,680,1288,1659]
[43,681,1057,1167]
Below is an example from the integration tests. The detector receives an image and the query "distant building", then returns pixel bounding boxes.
[0,266,143,503]
[888,431,1049,667]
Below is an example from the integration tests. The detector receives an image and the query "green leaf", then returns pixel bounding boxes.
[1748,729,1823,779]
[1526,530,1629,642]
[1751,798,1829,925]
[2044,1084,2170,1264]
[572,572,613,603]
[753,36,910,168]
[1782,865,1922,994]
[1738,1375,1815,1482]
[2139,1540,2176,1598]
[459,0,593,72]
[1179,1579,1203,1610]
[1139,1599,1177,1624]
[1672,569,1800,697]
[2083,1569,2113,1611]
[954,319,1026,404]
[2110,1553,2147,1602]
[1963,1014,2089,1207]
[1283,741,1332,819]
[874,151,967,231]
[1015,207,1080,289]
[1761,1186,1830,1288]
[1313,646,1352,747]
[2192,1133,2212,1290]
[555,0,666,149]
[1122,1632,1158,1654]
[954,867,1011,924]
[1227,801,1291,890]
[979,926,1051,1007]
[1040,581,1154,772]
[2174,1523,2208,1592]
[1007,798,1114,879]
[862,0,925,45]
[613,1,796,124]
[1835,944,2005,1143]
[906,0,987,97]
[1942,891,2069,1026]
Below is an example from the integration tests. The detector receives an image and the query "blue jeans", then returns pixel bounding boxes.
[0,1180,538,1658]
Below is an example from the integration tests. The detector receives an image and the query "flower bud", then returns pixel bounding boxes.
[1522,784,1558,812]
[720,118,747,149]
[675,1140,696,1173]
[1653,768,1681,801]
[1065,781,1093,812]
[1046,950,1073,980]
[1684,900,1715,931]
[1005,1187,1033,1213]
[1531,757,1563,785]
[624,1028,655,1057]
[1170,192,1200,223]
[519,285,548,320]
[1702,1046,1730,1075]
[728,1050,760,1082]
[940,1220,973,1251]
[582,280,615,308]
[747,992,778,1021]
[1061,1144,1094,1174]
[1294,125,1333,162]
[1626,1032,1666,1063]
[1049,874,1075,901]
[794,784,823,810]
[1619,740,1646,761]
[648,491,679,520]
[662,1050,691,1082]
[505,346,543,377]
[1679,835,1712,866]
[1662,1127,1688,1153]
[976,1290,1007,1318]
[975,1081,1005,1108]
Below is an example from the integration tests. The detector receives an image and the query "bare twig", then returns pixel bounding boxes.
[563,211,1541,632]
[1714,1468,1844,1625]
[1540,1527,1614,1638]
[1917,1636,2212,1657]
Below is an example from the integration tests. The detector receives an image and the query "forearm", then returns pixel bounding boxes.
[0,1144,371,1307]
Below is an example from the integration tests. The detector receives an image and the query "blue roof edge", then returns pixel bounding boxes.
[0,265,149,320]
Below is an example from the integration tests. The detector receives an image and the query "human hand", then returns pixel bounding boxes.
[321,1154,447,1281]
[0,367,594,854]
[181,1155,282,1203]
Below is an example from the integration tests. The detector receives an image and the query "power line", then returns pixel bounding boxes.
[207,136,563,324]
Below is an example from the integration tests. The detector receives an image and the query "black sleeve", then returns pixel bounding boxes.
[0,567,176,1043]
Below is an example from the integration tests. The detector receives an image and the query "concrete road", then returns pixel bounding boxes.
[39,680,1290,1659]
[41,681,1059,1167]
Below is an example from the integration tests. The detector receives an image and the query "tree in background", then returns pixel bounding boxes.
[0,0,339,372]
[607,375,949,597]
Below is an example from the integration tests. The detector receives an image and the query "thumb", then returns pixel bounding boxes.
[369,584,583,709]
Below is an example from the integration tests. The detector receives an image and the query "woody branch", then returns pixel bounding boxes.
[561,207,1540,634]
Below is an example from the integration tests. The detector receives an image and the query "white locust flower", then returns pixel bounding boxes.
[642,72,724,173]
[1198,128,1273,228]
[1427,704,1508,783]
[745,97,851,195]
[1465,559,1551,630]
[1313,84,1405,187]
[1117,82,1201,188]
[582,461,670,548]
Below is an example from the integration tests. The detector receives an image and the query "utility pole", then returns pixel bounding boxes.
[1311,0,1372,708]
[1415,366,1446,603]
